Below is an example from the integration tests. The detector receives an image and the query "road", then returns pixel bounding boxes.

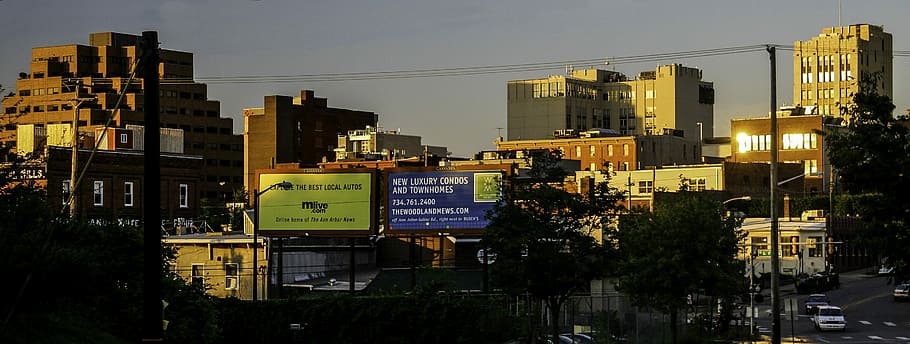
[751,270,910,343]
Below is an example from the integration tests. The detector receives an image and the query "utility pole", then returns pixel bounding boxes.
[65,79,95,219]
[141,31,162,343]
[767,45,782,344]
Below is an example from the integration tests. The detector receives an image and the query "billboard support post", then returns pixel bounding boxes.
[350,237,356,293]
[410,235,417,289]
[253,181,292,301]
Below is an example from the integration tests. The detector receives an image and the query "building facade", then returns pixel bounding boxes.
[0,32,243,203]
[334,126,447,162]
[793,24,892,116]
[730,107,842,194]
[243,89,377,198]
[495,130,701,173]
[507,64,714,141]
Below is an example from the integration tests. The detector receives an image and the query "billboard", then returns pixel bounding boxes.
[258,172,375,236]
[386,170,502,233]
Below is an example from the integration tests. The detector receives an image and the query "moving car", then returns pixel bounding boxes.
[878,265,895,276]
[895,282,910,301]
[803,294,829,314]
[813,305,846,331]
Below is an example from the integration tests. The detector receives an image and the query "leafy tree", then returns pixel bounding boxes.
[615,192,745,343]
[484,151,627,343]
[824,74,910,282]
[0,145,217,343]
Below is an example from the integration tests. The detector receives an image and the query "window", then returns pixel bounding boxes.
[623,144,629,156]
[93,180,104,206]
[119,133,128,144]
[608,145,614,157]
[179,183,189,208]
[686,177,707,191]
[575,146,581,158]
[191,264,205,285]
[637,180,653,194]
[807,236,823,257]
[751,237,768,254]
[622,162,629,171]
[124,182,134,207]
[589,145,596,157]
[62,179,72,205]
[224,263,239,290]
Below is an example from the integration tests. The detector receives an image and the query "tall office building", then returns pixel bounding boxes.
[0,32,243,203]
[793,24,892,116]
[507,64,714,141]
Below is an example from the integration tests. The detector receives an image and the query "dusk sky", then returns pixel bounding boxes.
[2,0,908,157]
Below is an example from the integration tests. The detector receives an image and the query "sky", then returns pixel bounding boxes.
[2,0,909,157]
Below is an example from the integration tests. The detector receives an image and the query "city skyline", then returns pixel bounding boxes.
[2,0,909,157]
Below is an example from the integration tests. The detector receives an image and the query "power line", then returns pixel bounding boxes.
[162,45,770,84]
[156,44,910,85]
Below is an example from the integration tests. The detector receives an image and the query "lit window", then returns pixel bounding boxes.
[124,182,134,207]
[179,183,189,208]
[62,179,72,205]
[93,181,104,206]
[224,263,239,290]
[120,133,128,143]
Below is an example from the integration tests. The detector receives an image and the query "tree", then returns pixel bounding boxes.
[484,151,627,343]
[0,145,218,343]
[615,191,745,343]
[824,74,910,282]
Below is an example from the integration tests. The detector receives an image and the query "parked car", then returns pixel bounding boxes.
[804,293,830,314]
[894,282,910,301]
[813,305,846,331]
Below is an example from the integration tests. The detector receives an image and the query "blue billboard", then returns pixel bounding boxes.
[387,170,502,231]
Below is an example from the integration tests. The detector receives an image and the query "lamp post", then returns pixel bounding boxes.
[253,180,292,301]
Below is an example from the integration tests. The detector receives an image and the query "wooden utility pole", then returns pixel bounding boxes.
[141,31,162,342]
[768,45,782,344]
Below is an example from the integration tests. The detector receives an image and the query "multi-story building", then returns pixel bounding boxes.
[334,126,447,162]
[0,32,243,203]
[730,106,842,195]
[793,24,892,116]
[495,129,701,173]
[243,89,377,198]
[507,64,714,141]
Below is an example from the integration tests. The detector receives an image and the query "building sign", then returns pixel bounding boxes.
[258,172,374,235]
[386,170,502,232]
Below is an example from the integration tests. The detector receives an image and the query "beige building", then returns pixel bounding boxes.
[0,32,243,203]
[334,126,447,161]
[793,24,892,116]
[164,232,265,300]
[507,64,714,141]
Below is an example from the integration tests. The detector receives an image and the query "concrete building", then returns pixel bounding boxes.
[334,126,447,162]
[495,129,701,173]
[730,106,843,195]
[0,32,243,203]
[793,24,892,116]
[579,162,804,210]
[507,64,714,141]
[243,89,377,199]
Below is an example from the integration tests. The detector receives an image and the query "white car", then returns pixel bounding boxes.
[813,305,846,331]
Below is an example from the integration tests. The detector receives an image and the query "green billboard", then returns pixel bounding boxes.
[258,172,374,235]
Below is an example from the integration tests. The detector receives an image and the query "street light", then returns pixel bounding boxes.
[253,180,292,301]
[722,196,752,205]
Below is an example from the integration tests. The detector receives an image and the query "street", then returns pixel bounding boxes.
[751,270,910,343]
